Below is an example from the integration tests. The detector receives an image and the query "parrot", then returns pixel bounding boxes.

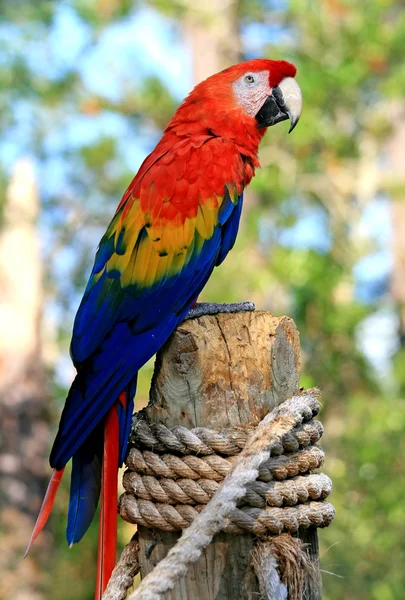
[26,58,302,598]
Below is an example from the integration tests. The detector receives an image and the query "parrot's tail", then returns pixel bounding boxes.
[66,424,103,547]
[24,467,65,557]
[25,377,136,600]
[95,380,136,600]
[94,403,119,599]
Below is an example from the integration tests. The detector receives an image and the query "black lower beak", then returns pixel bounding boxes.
[255,84,300,133]
[255,92,289,129]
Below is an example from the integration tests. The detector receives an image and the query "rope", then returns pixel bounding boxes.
[120,496,334,535]
[120,396,333,536]
[105,391,334,600]
[122,471,330,508]
[129,443,325,481]
[102,535,140,600]
[129,413,324,456]
[252,542,288,600]
[252,535,316,600]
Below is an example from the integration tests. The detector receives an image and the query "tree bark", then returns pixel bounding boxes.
[135,310,320,599]
[0,160,50,600]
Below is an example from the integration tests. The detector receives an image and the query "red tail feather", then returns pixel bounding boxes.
[94,403,119,600]
[24,467,65,557]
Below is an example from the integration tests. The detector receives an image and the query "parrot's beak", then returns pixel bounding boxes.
[255,77,302,133]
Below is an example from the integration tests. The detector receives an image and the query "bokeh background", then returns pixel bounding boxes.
[1,1,405,599]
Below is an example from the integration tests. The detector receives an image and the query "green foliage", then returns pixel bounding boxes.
[321,393,405,600]
[72,0,136,26]
[392,346,405,393]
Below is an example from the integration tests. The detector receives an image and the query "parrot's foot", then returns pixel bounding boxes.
[185,301,255,321]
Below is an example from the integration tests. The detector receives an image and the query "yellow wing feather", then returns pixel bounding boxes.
[100,187,229,293]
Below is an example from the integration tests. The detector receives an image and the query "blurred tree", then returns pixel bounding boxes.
[0,160,49,600]
[183,0,242,83]
[389,114,405,340]
[388,108,405,391]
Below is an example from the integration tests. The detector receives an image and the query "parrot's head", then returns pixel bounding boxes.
[173,59,302,149]
[228,59,302,133]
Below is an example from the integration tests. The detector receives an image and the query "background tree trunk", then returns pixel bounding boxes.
[183,0,242,85]
[388,103,405,345]
[0,160,50,600]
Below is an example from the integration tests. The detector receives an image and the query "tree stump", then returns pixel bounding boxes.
[136,310,320,599]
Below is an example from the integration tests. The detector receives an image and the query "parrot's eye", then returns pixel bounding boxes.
[244,74,255,85]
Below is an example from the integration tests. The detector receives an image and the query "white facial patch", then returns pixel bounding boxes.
[232,70,272,117]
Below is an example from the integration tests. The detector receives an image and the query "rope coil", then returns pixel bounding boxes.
[120,396,333,536]
[105,391,335,600]
[126,443,325,482]
[120,496,334,536]
[122,471,331,509]
[129,415,324,457]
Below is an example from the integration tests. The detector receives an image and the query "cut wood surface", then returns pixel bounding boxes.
[147,311,301,429]
[136,309,319,600]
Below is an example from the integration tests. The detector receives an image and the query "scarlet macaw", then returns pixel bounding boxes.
[27,58,302,597]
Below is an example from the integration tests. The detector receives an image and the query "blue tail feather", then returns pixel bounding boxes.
[66,426,103,546]
[66,378,136,545]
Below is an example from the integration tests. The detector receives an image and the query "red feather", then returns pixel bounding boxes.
[24,468,65,557]
[94,403,119,599]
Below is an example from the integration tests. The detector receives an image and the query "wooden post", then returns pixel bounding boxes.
[136,310,320,599]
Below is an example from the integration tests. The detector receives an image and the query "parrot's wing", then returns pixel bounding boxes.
[51,142,244,468]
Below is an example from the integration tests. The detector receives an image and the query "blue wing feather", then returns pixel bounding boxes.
[217,191,243,265]
[118,377,137,465]
[51,188,243,470]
